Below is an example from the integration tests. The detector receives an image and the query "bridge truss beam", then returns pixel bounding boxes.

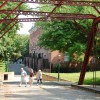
[2,0,100,7]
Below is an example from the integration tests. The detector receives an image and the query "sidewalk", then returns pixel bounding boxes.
[54,81,100,94]
[2,75,100,94]
[71,83,100,94]
[1,79,100,100]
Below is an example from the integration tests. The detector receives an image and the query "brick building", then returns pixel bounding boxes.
[27,26,65,72]
[28,27,50,71]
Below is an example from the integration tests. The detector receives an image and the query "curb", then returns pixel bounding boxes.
[71,84,100,94]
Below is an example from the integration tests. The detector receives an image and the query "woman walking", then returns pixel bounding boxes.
[25,66,34,87]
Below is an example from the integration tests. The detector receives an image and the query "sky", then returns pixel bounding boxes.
[17,15,34,34]
[17,3,39,34]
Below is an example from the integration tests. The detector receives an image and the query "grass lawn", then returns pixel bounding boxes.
[44,71,100,85]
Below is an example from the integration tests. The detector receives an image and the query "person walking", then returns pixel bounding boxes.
[37,70,42,85]
[25,66,34,87]
[19,68,27,87]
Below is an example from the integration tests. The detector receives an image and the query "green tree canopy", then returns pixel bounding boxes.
[35,5,99,62]
[0,2,30,61]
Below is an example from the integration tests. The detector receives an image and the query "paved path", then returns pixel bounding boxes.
[0,76,100,100]
[2,64,99,100]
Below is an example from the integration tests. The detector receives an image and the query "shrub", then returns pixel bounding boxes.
[0,60,6,72]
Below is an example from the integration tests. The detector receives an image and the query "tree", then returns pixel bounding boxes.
[35,5,99,62]
[0,2,30,61]
[10,34,29,62]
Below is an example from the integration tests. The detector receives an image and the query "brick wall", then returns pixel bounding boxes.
[29,27,65,71]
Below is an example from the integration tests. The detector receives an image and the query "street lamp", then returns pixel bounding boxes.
[58,54,61,81]
[6,53,10,72]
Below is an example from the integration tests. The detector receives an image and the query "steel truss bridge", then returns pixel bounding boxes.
[0,0,100,85]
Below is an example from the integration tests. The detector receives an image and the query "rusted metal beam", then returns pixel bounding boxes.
[63,1,100,7]
[0,14,19,36]
[73,20,89,36]
[93,6,100,15]
[0,10,96,19]
[3,18,45,22]
[46,0,64,19]
[78,17,100,85]
[0,1,23,24]
[0,0,9,9]
[1,15,96,22]
[3,0,100,7]
[0,21,17,39]
[0,10,96,17]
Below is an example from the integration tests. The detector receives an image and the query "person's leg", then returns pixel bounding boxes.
[40,79,42,84]
[19,77,23,86]
[39,79,41,83]
[37,79,39,85]
[31,78,33,86]
[30,78,33,86]
[24,77,27,87]
[29,77,31,86]
[37,79,39,83]
[25,81,27,87]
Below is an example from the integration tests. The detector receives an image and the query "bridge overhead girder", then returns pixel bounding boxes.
[0,10,96,22]
[2,0,100,6]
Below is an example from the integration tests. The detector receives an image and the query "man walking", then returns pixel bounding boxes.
[37,70,42,85]
[19,68,27,87]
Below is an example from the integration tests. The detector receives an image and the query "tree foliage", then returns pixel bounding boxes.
[35,5,99,62]
[11,34,29,62]
[0,2,29,61]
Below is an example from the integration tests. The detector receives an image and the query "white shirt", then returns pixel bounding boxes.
[38,71,42,79]
[21,70,27,77]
